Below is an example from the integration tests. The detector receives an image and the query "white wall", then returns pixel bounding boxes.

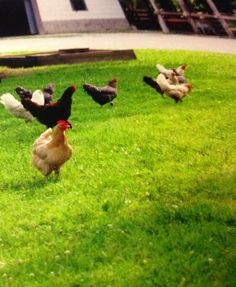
[37,0,126,22]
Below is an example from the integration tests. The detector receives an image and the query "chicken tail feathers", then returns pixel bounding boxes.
[156,64,167,74]
[21,99,41,117]
[83,83,98,96]
[0,93,21,109]
[143,76,163,95]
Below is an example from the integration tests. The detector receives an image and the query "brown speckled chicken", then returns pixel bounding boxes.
[83,78,117,106]
[32,120,73,177]
[156,73,192,103]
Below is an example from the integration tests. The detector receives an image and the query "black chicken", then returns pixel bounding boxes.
[21,85,76,128]
[83,78,117,106]
[143,76,163,96]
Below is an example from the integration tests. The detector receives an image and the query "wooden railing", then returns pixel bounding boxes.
[121,0,236,38]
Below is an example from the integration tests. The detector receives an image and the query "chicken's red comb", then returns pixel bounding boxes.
[57,120,72,128]
[70,85,77,92]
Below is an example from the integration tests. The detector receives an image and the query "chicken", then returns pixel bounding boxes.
[31,90,45,105]
[15,86,32,99]
[143,76,164,96]
[0,93,33,122]
[156,63,187,84]
[156,73,192,103]
[156,63,187,77]
[174,64,187,77]
[83,78,117,106]
[21,85,76,128]
[32,120,72,177]
[42,83,55,104]
[16,83,54,104]
[0,90,44,122]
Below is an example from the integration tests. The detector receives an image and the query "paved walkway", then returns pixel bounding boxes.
[0,32,235,54]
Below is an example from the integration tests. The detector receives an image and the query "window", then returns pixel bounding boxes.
[70,0,87,11]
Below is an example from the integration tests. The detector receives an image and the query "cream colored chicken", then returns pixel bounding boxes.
[156,73,192,103]
[156,63,187,84]
[32,120,72,176]
[156,63,187,76]
[0,90,44,122]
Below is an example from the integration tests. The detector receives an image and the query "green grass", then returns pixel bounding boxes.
[0,49,235,287]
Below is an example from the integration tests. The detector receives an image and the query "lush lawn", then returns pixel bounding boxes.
[0,49,235,287]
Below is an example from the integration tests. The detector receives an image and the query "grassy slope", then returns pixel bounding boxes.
[0,50,235,287]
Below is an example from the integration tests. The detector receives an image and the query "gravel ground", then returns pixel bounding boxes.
[0,32,235,54]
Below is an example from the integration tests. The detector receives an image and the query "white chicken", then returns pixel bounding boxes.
[156,73,192,103]
[156,63,187,84]
[0,90,44,122]
[32,120,72,177]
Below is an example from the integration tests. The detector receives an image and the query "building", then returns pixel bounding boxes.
[0,0,130,37]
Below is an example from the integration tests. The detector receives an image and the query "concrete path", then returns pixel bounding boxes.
[0,32,235,54]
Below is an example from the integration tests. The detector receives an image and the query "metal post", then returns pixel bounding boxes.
[175,0,199,33]
[149,0,170,33]
[206,0,234,37]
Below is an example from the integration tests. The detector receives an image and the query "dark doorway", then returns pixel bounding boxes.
[0,0,36,36]
[119,0,160,30]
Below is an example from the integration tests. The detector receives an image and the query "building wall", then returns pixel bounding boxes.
[36,0,130,33]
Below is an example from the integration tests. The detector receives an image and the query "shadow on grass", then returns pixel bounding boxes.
[0,175,60,196]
